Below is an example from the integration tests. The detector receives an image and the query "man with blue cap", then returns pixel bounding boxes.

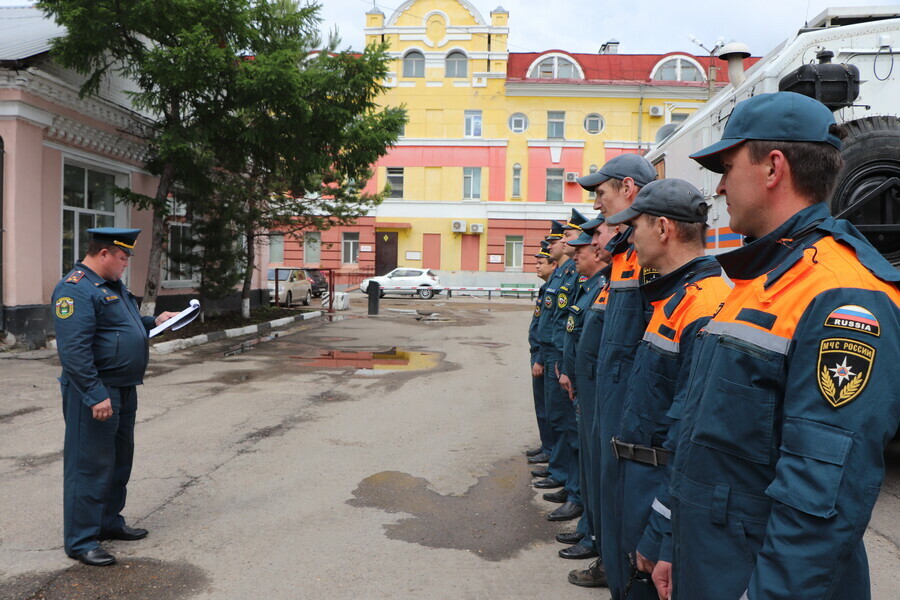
[573,153,659,594]
[554,216,615,566]
[666,91,900,600]
[52,228,177,566]
[527,240,557,471]
[600,179,730,600]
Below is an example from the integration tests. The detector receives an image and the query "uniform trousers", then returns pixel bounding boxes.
[62,382,137,554]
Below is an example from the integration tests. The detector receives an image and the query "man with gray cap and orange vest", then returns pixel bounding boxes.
[666,91,900,599]
[603,179,731,599]
[571,153,659,593]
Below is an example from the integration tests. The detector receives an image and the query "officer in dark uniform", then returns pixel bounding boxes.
[669,92,900,600]
[555,216,610,562]
[604,179,731,600]
[538,209,589,522]
[52,228,176,566]
[528,241,557,469]
[574,154,659,597]
[533,220,575,493]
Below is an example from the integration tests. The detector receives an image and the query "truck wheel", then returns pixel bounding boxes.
[830,116,900,265]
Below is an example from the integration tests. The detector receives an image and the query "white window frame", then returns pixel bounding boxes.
[505,235,524,271]
[304,231,321,265]
[403,50,425,78]
[546,168,564,202]
[508,112,529,133]
[512,163,522,198]
[446,51,467,78]
[587,164,598,200]
[342,232,360,265]
[268,232,284,264]
[464,110,483,137]
[526,54,585,79]
[387,167,404,199]
[61,162,128,276]
[548,111,565,140]
[463,167,482,200]
[650,55,706,82]
[584,113,605,134]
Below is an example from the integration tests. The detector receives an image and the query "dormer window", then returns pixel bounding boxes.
[530,56,580,79]
[651,56,706,82]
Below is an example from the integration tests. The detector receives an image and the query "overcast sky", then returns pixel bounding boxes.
[2,0,891,57]
[315,0,890,57]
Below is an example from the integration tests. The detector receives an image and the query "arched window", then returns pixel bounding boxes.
[530,56,580,79]
[446,51,467,78]
[651,56,705,82]
[403,51,425,78]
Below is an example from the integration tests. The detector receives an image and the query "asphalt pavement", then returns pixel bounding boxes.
[0,296,898,599]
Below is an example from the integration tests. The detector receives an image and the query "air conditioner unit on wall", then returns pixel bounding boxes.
[451,220,467,233]
[649,105,665,117]
[565,172,579,183]
[470,223,485,234]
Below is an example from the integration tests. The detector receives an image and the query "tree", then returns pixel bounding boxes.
[38,0,404,316]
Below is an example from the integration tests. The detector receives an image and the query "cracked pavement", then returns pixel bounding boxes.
[1,297,899,599]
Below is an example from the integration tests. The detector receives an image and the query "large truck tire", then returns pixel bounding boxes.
[829,116,900,266]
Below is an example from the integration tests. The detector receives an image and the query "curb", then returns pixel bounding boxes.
[151,310,324,355]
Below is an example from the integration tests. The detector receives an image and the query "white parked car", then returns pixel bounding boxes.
[267,268,312,306]
[360,268,442,299]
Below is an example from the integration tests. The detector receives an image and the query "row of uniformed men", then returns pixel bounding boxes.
[524,92,900,600]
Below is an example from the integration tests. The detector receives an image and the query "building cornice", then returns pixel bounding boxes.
[46,114,148,163]
[504,81,718,100]
[395,138,508,147]
[371,199,585,221]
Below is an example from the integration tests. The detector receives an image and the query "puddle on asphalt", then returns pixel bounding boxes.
[347,457,559,561]
[294,347,441,373]
[223,332,285,356]
[0,558,209,600]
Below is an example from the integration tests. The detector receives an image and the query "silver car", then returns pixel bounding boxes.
[267,268,312,306]
[360,268,442,299]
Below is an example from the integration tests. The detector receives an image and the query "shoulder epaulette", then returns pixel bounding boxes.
[66,271,85,284]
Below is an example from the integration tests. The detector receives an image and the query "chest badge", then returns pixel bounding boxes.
[557,293,569,309]
[534,305,542,317]
[817,337,875,408]
[825,305,880,337]
[544,295,553,309]
[55,297,75,319]
[566,315,575,333]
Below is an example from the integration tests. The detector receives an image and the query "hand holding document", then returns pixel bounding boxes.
[149,299,201,338]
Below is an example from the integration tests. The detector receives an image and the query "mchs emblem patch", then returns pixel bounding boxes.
[817,337,875,408]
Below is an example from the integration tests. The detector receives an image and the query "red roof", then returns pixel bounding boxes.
[506,50,761,85]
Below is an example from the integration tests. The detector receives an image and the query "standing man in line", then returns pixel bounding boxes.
[556,217,613,564]
[669,92,900,599]
[528,240,558,471]
[576,154,659,598]
[533,220,572,489]
[52,228,177,566]
[604,179,731,599]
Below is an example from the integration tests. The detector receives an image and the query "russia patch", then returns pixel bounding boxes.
[825,305,880,337]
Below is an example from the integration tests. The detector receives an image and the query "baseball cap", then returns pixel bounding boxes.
[576,154,657,190]
[605,179,708,225]
[690,91,842,173]
[568,215,606,246]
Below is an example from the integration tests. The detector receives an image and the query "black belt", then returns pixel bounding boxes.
[611,437,671,466]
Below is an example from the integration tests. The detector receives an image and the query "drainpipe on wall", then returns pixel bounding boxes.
[637,85,645,153]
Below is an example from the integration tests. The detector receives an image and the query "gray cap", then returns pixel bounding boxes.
[577,154,657,190]
[605,179,709,225]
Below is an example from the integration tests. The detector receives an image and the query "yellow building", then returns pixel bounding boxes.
[284,0,748,283]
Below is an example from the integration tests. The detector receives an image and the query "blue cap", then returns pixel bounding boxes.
[576,154,657,190]
[606,179,709,225]
[562,208,588,230]
[534,240,552,258]
[545,220,565,240]
[690,92,842,173]
[88,227,141,255]
[568,216,605,246]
